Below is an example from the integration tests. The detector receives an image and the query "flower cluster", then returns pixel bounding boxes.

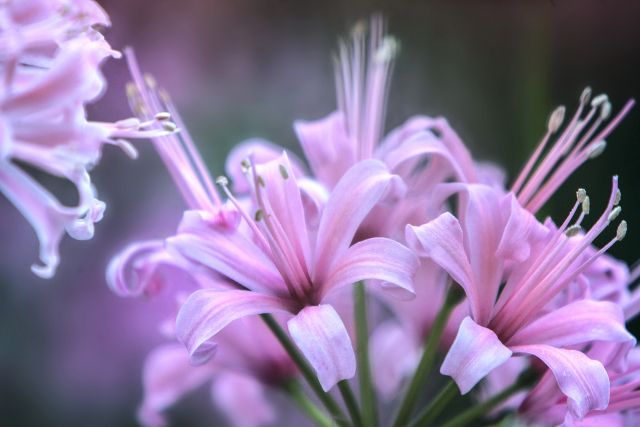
[0,0,173,278]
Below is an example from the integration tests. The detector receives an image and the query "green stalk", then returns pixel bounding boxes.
[338,380,363,427]
[392,286,460,427]
[283,379,336,427]
[354,281,378,427]
[440,370,537,427]
[408,380,458,427]
[261,314,350,426]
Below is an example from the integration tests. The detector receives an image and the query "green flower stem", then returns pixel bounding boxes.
[283,379,336,427]
[440,370,537,427]
[338,380,363,427]
[392,285,460,427]
[354,281,378,427]
[408,380,458,427]
[261,314,350,426]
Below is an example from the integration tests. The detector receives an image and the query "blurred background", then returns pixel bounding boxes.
[1,0,639,425]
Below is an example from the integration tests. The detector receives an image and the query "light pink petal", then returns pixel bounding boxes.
[369,321,419,399]
[323,237,418,300]
[512,344,610,419]
[176,289,292,365]
[405,213,481,321]
[440,317,512,394]
[314,159,403,283]
[225,138,306,193]
[496,193,537,262]
[212,372,276,427]
[293,111,354,188]
[287,304,356,391]
[169,210,286,295]
[509,300,635,350]
[137,344,215,427]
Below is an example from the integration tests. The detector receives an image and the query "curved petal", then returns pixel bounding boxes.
[440,317,512,394]
[405,213,481,321]
[322,237,418,300]
[293,111,354,188]
[496,193,537,263]
[287,304,356,391]
[314,159,402,283]
[137,344,215,427]
[212,372,276,427]
[508,300,635,350]
[176,289,292,365]
[511,344,610,420]
[168,211,286,295]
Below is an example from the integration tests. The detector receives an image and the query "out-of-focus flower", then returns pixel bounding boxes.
[0,0,173,278]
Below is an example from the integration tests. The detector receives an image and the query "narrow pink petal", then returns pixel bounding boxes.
[225,138,306,193]
[314,159,402,284]
[508,300,635,349]
[212,372,276,427]
[287,304,356,391]
[293,111,354,188]
[405,213,481,321]
[176,289,292,365]
[323,237,418,300]
[496,193,538,262]
[137,344,215,427]
[440,317,512,394]
[512,344,610,419]
[168,211,286,295]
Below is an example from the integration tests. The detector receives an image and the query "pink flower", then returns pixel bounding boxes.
[0,1,172,278]
[406,177,634,420]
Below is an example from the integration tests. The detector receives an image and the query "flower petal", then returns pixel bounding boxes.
[440,316,512,394]
[176,289,292,365]
[137,344,215,427]
[169,210,286,295]
[314,159,402,284]
[287,304,356,391]
[511,344,610,419]
[212,372,276,427]
[508,300,635,350]
[405,213,481,320]
[323,237,418,300]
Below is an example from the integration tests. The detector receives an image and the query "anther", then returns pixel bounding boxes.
[154,112,171,121]
[278,164,289,180]
[115,118,141,129]
[548,106,566,133]
[254,209,264,222]
[257,176,266,188]
[144,73,157,89]
[576,188,587,203]
[600,101,612,120]
[616,220,627,241]
[241,159,251,174]
[375,36,399,63]
[580,87,592,105]
[566,224,582,237]
[582,196,590,215]
[591,93,608,108]
[588,140,607,159]
[215,176,229,187]
[162,122,177,132]
[614,189,622,206]
[608,206,622,223]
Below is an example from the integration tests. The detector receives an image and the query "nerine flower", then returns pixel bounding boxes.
[406,177,634,420]
[0,0,172,277]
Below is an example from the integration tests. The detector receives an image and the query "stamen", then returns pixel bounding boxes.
[278,164,289,180]
[241,159,251,174]
[582,196,590,216]
[154,112,171,121]
[565,224,582,237]
[580,87,592,105]
[374,36,399,63]
[614,189,622,206]
[576,188,587,203]
[617,220,627,241]
[600,101,612,120]
[254,209,264,222]
[608,206,622,223]
[588,140,607,159]
[591,93,608,107]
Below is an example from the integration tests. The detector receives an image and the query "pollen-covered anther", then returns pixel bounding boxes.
[254,209,264,222]
[580,87,592,105]
[617,220,628,241]
[565,224,582,237]
[548,106,566,133]
[241,159,251,174]
[115,117,141,129]
[576,188,587,203]
[154,112,171,121]
[278,164,289,180]
[591,93,609,108]
[215,176,229,187]
[374,36,400,63]
[588,140,607,159]
[608,206,622,223]
[161,122,177,132]
[614,189,622,206]
[600,101,612,120]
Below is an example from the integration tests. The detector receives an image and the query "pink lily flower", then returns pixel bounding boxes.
[406,176,634,420]
[0,1,173,278]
